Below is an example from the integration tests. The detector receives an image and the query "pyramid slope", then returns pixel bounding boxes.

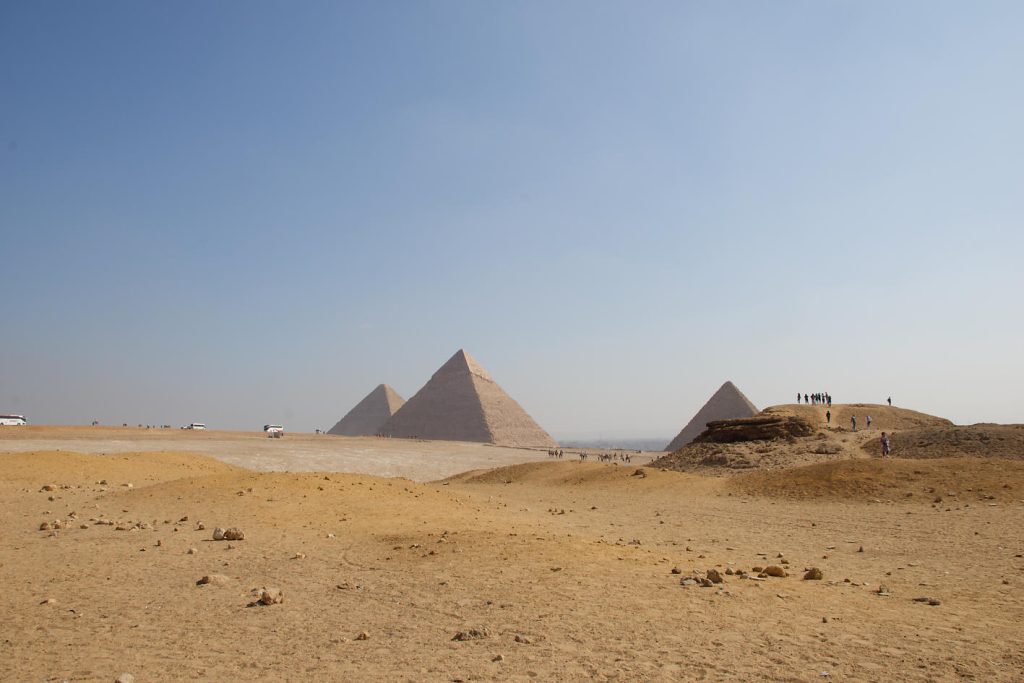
[664,381,759,452]
[328,384,405,437]
[381,350,558,448]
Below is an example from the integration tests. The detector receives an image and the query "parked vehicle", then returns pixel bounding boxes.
[264,424,284,438]
[0,414,27,426]
[186,423,206,430]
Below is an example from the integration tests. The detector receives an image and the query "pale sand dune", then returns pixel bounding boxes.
[1,429,1022,681]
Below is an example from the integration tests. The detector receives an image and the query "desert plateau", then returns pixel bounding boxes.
[2,404,1022,682]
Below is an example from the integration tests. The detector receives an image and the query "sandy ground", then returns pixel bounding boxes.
[0,426,656,481]
[1,428,1023,682]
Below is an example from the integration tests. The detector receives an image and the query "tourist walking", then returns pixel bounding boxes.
[826,410,831,424]
[887,396,892,406]
[851,415,857,432]
[866,415,872,429]
[880,432,891,457]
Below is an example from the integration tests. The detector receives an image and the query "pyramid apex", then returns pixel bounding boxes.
[435,348,492,381]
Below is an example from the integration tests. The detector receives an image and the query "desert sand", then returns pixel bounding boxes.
[1,411,1022,682]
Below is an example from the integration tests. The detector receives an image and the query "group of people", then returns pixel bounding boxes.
[798,392,832,406]
[555,450,632,463]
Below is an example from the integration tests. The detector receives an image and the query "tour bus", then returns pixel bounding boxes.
[0,414,27,426]
[186,422,206,430]
[263,424,284,438]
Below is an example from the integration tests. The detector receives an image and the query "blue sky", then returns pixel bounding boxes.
[2,1,1022,437]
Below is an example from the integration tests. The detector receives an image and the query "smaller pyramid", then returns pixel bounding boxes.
[328,384,405,437]
[664,381,758,451]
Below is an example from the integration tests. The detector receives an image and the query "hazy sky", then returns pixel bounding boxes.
[2,1,1022,438]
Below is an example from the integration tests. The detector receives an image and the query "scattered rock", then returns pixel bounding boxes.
[224,527,245,541]
[212,527,226,541]
[115,674,135,683]
[196,574,230,587]
[514,634,533,644]
[40,484,56,492]
[40,598,57,605]
[257,587,284,605]
[763,565,787,578]
[452,628,490,641]
[39,521,51,531]
[196,523,205,531]
[913,596,941,606]
[680,578,697,587]
[804,568,823,580]
[355,631,369,641]
[492,654,505,662]
[670,567,682,575]
[292,553,306,560]
[187,547,198,555]
[706,569,724,584]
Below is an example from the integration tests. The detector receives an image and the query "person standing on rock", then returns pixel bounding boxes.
[851,415,857,432]
[826,410,831,424]
[880,432,891,457]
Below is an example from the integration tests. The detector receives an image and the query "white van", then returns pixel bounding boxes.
[0,414,27,426]
[264,424,284,438]
[186,423,206,430]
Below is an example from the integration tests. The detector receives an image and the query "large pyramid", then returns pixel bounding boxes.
[380,349,558,448]
[664,381,759,451]
[328,384,405,437]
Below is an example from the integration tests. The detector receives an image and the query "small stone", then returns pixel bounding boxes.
[514,634,533,644]
[725,568,735,575]
[706,569,724,584]
[822,616,828,623]
[40,598,57,605]
[452,628,490,641]
[804,568,823,580]
[858,546,864,553]
[224,527,245,541]
[752,566,764,573]
[355,631,369,640]
[41,484,56,492]
[187,547,198,555]
[680,578,697,586]
[257,587,284,605]
[179,516,189,522]
[196,523,205,531]
[292,553,306,560]
[212,527,226,541]
[196,574,230,586]
[492,654,505,662]
[115,674,135,683]
[39,521,51,531]
[670,567,682,575]
[763,565,787,577]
